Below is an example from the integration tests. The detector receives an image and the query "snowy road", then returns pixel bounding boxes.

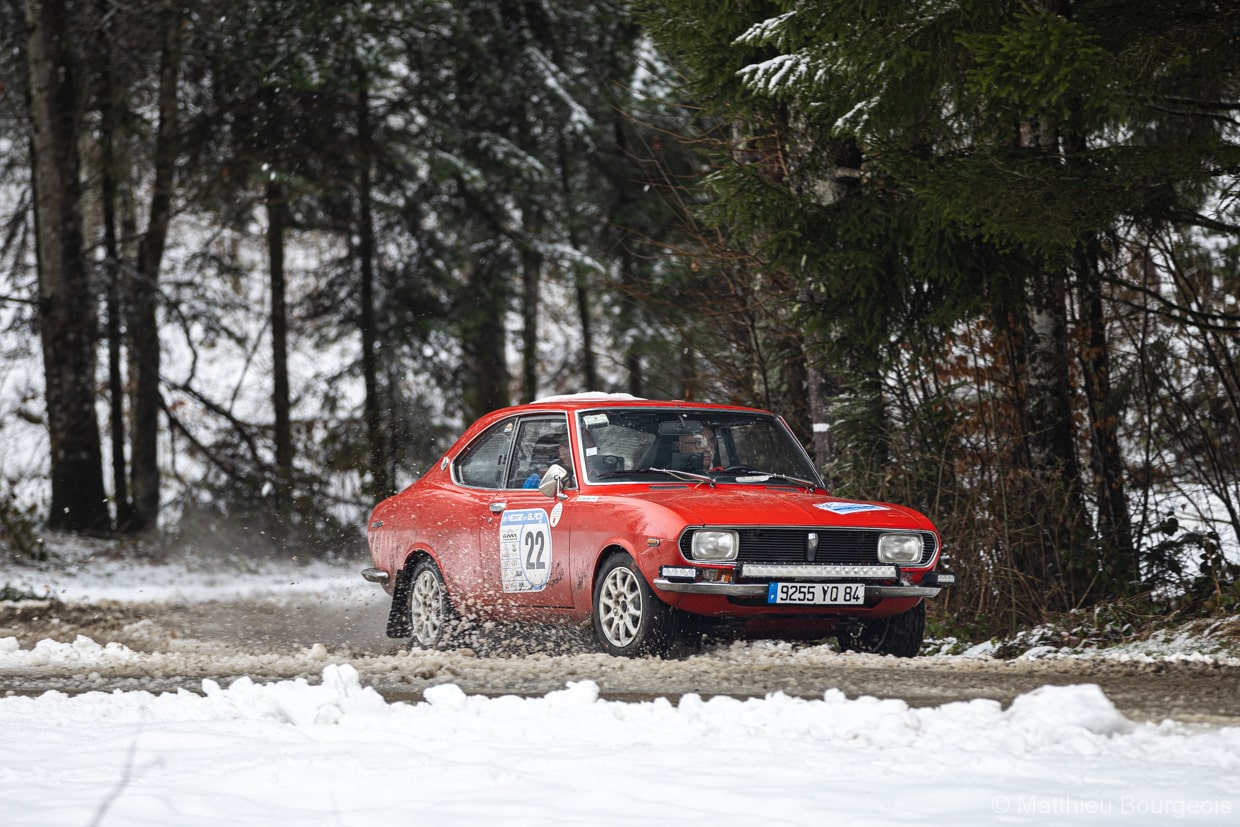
[4,592,1240,725]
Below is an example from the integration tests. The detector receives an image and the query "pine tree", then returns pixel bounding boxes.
[638,0,1240,617]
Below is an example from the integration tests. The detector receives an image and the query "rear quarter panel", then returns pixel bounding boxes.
[366,461,487,605]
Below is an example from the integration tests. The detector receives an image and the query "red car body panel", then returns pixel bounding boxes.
[366,396,946,637]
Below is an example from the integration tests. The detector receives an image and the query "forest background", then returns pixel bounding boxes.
[2,0,1239,639]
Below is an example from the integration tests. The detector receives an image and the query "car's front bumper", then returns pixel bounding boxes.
[652,579,941,599]
[653,562,952,600]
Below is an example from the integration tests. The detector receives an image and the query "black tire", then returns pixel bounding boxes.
[838,601,925,658]
[592,553,677,656]
[406,558,456,649]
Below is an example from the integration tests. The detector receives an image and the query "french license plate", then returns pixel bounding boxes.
[767,582,865,605]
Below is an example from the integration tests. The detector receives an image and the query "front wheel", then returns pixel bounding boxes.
[838,601,925,658]
[592,553,677,657]
[407,558,455,649]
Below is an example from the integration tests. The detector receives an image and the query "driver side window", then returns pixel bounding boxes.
[505,416,571,489]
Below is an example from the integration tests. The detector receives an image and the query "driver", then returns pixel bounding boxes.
[523,432,574,488]
[676,425,722,472]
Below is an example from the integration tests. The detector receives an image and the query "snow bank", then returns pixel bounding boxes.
[0,665,1237,826]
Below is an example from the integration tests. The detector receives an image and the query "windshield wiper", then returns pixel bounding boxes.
[645,467,716,486]
[717,467,819,491]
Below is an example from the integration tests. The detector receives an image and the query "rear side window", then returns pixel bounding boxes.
[455,419,516,489]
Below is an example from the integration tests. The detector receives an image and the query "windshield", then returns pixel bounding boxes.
[576,408,823,487]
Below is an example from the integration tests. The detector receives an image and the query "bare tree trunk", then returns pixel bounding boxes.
[1007,104,1096,610]
[678,332,698,400]
[520,216,542,402]
[1022,262,1094,605]
[555,133,596,393]
[625,350,643,397]
[607,112,642,397]
[128,9,182,532]
[25,0,110,533]
[574,272,597,390]
[803,353,835,472]
[459,258,510,420]
[267,178,293,531]
[355,68,390,500]
[797,286,838,471]
[1077,242,1136,593]
[96,0,131,529]
[619,245,642,397]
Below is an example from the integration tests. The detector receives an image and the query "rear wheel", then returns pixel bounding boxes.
[407,558,455,649]
[592,553,677,656]
[838,601,925,658]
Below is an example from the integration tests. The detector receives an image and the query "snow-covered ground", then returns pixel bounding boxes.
[3,665,1239,826]
[2,541,1239,826]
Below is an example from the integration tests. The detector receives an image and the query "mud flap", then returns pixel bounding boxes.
[386,571,412,637]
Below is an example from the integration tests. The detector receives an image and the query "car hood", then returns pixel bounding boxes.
[612,484,935,530]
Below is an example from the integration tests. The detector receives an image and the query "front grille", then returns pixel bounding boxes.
[678,528,936,567]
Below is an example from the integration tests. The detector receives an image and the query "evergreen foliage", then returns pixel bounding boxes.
[636,0,1240,626]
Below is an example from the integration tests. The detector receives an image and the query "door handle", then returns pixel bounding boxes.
[490,502,506,513]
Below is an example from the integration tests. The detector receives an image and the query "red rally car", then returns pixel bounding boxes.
[362,394,953,656]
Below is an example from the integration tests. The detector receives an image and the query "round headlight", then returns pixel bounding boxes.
[690,530,739,561]
[877,533,922,563]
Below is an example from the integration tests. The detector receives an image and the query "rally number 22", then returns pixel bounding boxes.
[524,531,547,570]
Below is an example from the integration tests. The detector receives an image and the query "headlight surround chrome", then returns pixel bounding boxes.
[877,533,923,564]
[690,530,739,561]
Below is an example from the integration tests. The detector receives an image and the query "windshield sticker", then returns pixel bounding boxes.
[814,502,890,514]
[582,413,609,429]
[499,508,553,592]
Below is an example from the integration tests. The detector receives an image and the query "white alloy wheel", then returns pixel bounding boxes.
[408,561,449,648]
[591,553,676,656]
[597,563,645,649]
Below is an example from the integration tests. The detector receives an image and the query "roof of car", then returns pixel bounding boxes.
[505,393,771,415]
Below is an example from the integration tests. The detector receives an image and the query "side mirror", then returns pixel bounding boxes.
[539,463,569,499]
